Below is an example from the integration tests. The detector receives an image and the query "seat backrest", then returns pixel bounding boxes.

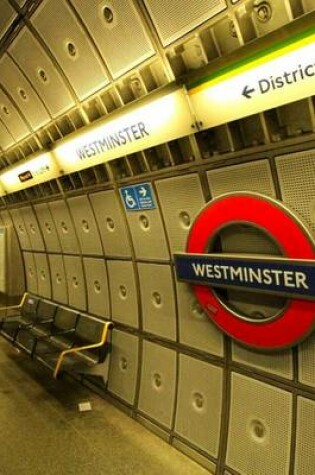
[75,314,104,345]
[21,295,39,322]
[74,314,112,363]
[36,299,57,322]
[53,307,78,331]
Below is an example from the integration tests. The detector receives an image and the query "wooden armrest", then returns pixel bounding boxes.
[53,321,113,379]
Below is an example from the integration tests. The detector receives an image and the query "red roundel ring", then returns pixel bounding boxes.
[187,193,315,350]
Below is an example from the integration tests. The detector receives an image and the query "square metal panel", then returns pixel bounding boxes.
[144,0,227,46]
[207,159,276,198]
[138,340,177,428]
[175,354,223,457]
[176,281,224,357]
[89,190,132,258]
[70,0,155,78]
[63,255,86,311]
[48,254,68,305]
[9,28,75,117]
[155,173,205,254]
[0,89,30,141]
[107,259,138,328]
[295,397,315,475]
[34,203,62,253]
[23,251,38,294]
[226,373,292,475]
[10,208,32,250]
[20,206,45,252]
[232,342,293,379]
[83,257,110,318]
[0,54,50,130]
[138,263,176,341]
[124,206,170,261]
[49,200,80,254]
[32,0,109,100]
[276,149,315,236]
[108,329,139,405]
[67,195,103,256]
[298,332,315,388]
[34,253,51,299]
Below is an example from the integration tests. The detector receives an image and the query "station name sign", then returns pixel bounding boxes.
[177,193,315,351]
[0,152,60,194]
[175,254,315,300]
[53,86,194,174]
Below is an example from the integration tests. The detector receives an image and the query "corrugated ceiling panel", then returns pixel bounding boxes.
[70,0,155,78]
[9,28,75,118]
[32,0,109,100]
[0,89,30,141]
[0,54,50,130]
[144,0,227,46]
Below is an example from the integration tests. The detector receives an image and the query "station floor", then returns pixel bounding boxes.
[0,338,209,475]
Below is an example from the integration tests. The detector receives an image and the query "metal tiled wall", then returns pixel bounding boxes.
[7,147,315,474]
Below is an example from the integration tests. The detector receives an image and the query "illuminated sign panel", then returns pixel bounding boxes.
[175,193,315,350]
[188,27,315,129]
[54,87,195,174]
[0,152,60,193]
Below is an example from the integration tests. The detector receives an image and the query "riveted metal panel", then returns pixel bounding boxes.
[138,340,177,428]
[226,373,292,475]
[0,54,50,129]
[89,190,132,258]
[9,28,75,117]
[34,203,62,253]
[0,89,30,141]
[67,195,103,256]
[108,329,139,405]
[32,0,109,100]
[71,0,155,78]
[144,0,227,46]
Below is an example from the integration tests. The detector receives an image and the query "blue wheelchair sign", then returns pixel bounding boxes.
[120,183,156,211]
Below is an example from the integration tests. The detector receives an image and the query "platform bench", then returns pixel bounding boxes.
[0,293,113,379]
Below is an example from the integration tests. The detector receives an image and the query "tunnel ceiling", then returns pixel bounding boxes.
[0,0,313,172]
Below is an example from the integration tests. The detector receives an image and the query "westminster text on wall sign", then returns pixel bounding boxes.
[53,86,195,174]
[188,26,315,129]
[175,193,315,351]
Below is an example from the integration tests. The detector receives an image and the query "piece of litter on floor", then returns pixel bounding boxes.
[78,401,92,412]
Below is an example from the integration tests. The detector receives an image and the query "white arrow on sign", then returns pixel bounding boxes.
[139,186,147,197]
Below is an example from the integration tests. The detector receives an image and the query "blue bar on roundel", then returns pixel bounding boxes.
[174,253,315,300]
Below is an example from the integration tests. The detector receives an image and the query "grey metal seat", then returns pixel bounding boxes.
[0,294,39,342]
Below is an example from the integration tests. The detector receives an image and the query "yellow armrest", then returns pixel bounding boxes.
[0,293,28,315]
[53,321,113,379]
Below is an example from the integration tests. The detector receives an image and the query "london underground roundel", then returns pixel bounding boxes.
[174,193,315,350]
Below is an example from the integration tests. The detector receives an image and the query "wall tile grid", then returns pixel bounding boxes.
[5,150,315,474]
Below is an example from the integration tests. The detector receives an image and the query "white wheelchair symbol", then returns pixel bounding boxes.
[124,190,137,208]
